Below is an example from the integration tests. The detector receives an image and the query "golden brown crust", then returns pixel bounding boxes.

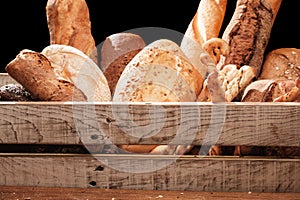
[259,48,300,81]
[193,0,228,45]
[267,0,283,24]
[181,0,228,79]
[46,0,98,64]
[41,44,112,102]
[5,50,86,101]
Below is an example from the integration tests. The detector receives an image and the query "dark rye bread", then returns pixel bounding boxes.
[5,50,86,101]
[217,0,273,77]
[0,84,36,101]
[100,33,146,95]
[103,49,142,95]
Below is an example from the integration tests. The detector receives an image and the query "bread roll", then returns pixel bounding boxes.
[100,33,146,95]
[41,44,111,102]
[46,0,98,64]
[259,48,300,81]
[5,49,86,101]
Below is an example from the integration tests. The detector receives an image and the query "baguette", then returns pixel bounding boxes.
[217,0,274,78]
[180,0,228,78]
[46,0,98,64]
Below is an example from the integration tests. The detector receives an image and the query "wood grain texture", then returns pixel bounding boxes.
[0,101,299,146]
[1,186,300,200]
[0,73,17,86]
[0,154,299,193]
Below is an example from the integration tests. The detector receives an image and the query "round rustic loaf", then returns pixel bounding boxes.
[113,39,203,154]
[113,39,203,102]
[259,48,300,81]
[42,44,112,102]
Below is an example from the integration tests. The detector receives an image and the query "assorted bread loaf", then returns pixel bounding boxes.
[2,0,299,156]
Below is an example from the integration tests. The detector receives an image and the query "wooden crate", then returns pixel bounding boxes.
[0,73,299,193]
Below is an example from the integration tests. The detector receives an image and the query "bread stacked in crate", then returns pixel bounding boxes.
[0,0,300,193]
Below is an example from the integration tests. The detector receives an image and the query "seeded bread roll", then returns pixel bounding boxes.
[259,48,300,81]
[100,33,146,95]
[114,39,203,102]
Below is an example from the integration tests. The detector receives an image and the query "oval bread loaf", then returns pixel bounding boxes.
[42,44,111,102]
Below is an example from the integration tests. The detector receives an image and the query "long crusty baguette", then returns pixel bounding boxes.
[180,0,228,78]
[268,0,283,24]
[46,0,98,64]
[217,0,274,78]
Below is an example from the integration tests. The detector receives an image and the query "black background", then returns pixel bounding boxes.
[1,0,299,72]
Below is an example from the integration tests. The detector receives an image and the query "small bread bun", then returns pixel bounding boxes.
[259,48,300,81]
[42,44,111,102]
[100,33,146,95]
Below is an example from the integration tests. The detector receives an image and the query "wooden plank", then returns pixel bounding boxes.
[1,186,300,200]
[0,102,299,146]
[0,154,299,193]
[0,73,17,86]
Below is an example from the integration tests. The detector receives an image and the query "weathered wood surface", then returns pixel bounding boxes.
[0,154,299,193]
[0,102,299,146]
[0,73,17,86]
[1,186,300,200]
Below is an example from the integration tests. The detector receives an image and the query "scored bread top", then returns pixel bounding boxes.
[113,39,203,102]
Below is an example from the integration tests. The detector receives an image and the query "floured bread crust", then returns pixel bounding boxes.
[113,39,203,102]
[42,44,111,102]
